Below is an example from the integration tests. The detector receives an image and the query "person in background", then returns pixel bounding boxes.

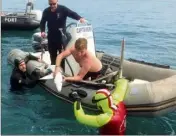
[54,38,102,81]
[70,78,128,135]
[40,0,86,66]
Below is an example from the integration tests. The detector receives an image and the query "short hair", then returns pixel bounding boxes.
[75,38,87,51]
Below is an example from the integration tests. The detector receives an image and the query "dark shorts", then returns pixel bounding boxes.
[83,70,102,80]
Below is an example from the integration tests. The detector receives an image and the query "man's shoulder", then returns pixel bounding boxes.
[58,5,67,9]
[58,5,70,12]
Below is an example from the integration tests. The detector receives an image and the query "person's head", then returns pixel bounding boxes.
[14,58,26,72]
[75,38,87,57]
[48,0,58,12]
[92,89,117,113]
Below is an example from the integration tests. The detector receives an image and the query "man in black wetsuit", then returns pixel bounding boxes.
[40,0,86,66]
[10,54,50,91]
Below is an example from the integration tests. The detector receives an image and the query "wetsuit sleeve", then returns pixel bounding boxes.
[12,72,38,88]
[40,9,47,32]
[74,101,111,127]
[20,77,38,88]
[64,6,82,20]
[112,78,129,105]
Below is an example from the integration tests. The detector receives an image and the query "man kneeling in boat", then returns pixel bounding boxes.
[70,78,128,135]
[54,38,102,81]
[10,54,51,91]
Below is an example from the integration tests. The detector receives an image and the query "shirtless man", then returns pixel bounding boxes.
[54,38,102,81]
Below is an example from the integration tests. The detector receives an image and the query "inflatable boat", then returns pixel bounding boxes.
[8,22,176,117]
[1,0,42,30]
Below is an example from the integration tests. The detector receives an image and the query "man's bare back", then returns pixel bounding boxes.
[54,37,103,81]
[71,46,102,72]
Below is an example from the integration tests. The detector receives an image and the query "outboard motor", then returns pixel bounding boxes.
[31,28,72,52]
[32,33,48,52]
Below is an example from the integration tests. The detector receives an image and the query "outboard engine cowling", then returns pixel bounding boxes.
[32,32,48,52]
[31,30,71,52]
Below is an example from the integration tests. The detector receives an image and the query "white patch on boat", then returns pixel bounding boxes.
[40,73,53,80]
[130,87,139,95]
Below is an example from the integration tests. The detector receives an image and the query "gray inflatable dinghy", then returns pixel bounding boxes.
[8,21,176,117]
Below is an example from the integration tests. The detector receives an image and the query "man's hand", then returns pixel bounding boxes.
[53,66,62,78]
[79,18,86,23]
[41,32,46,38]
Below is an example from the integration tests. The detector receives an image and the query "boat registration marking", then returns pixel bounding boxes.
[4,17,17,22]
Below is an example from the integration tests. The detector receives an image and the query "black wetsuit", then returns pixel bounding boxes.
[10,68,40,91]
[40,5,82,65]
[10,54,41,91]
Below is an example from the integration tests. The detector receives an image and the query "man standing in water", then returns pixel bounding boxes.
[40,0,86,66]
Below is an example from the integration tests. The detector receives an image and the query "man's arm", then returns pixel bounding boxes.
[64,6,82,20]
[55,48,72,67]
[64,59,91,81]
[54,48,72,76]
[40,9,47,32]
[13,73,38,88]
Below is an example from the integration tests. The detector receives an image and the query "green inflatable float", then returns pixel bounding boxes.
[71,78,128,135]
